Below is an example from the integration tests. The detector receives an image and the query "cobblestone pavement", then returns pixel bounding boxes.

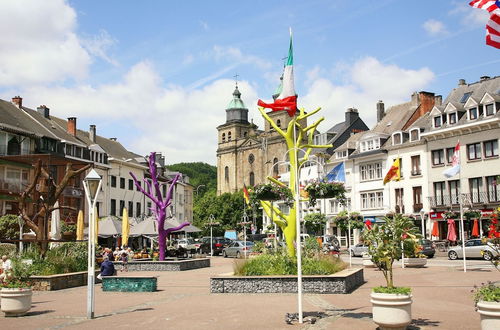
[1,256,498,329]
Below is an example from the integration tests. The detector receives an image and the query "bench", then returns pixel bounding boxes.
[101,275,157,292]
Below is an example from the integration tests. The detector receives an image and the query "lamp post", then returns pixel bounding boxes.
[207,214,219,256]
[419,209,426,240]
[83,169,102,320]
[195,184,206,196]
[17,215,25,254]
[239,212,251,259]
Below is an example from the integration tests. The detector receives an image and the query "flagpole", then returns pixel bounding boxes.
[459,164,467,273]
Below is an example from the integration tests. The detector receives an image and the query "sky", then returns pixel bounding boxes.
[0,0,499,165]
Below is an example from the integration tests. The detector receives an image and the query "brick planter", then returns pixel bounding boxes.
[30,271,100,291]
[211,267,364,294]
[113,258,210,271]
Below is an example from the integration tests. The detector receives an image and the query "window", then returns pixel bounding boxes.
[395,188,404,213]
[411,155,421,176]
[446,147,455,164]
[434,116,442,128]
[273,158,279,176]
[128,201,133,217]
[460,92,472,103]
[485,104,495,116]
[248,154,255,164]
[360,191,383,209]
[449,180,460,204]
[393,133,402,145]
[433,182,446,205]
[128,179,134,190]
[449,112,457,124]
[410,129,419,142]
[467,143,481,160]
[469,107,478,120]
[136,181,141,191]
[110,199,116,216]
[336,150,347,159]
[469,177,483,203]
[249,172,255,186]
[7,136,20,155]
[111,175,117,188]
[360,162,382,181]
[277,119,281,128]
[119,200,125,213]
[486,176,500,202]
[147,202,152,216]
[413,186,422,208]
[484,140,498,158]
[224,166,229,181]
[136,202,141,217]
[360,139,379,152]
[120,178,125,189]
[222,133,226,142]
[228,131,232,141]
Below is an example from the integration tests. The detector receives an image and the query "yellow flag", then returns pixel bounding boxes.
[383,158,401,185]
[94,207,99,244]
[122,208,129,247]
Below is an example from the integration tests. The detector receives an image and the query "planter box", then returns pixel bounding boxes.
[371,291,412,330]
[1,288,32,317]
[210,267,363,294]
[403,257,427,268]
[30,271,100,291]
[112,258,210,271]
[477,300,500,330]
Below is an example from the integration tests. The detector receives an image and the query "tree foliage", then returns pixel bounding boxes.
[0,214,28,240]
[166,162,216,199]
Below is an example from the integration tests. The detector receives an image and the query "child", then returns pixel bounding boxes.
[120,251,128,272]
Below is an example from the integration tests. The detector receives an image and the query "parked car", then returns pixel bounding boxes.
[349,243,369,257]
[419,239,435,258]
[222,240,254,258]
[200,237,232,255]
[448,239,498,260]
[174,238,200,254]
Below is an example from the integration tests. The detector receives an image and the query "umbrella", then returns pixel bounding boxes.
[130,216,158,236]
[431,221,439,238]
[122,208,130,246]
[50,201,61,240]
[447,219,457,242]
[166,217,201,233]
[76,210,84,240]
[365,219,372,230]
[472,219,480,237]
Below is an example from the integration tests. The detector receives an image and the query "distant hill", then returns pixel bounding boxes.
[166,162,216,198]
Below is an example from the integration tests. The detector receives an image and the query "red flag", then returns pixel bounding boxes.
[469,0,500,49]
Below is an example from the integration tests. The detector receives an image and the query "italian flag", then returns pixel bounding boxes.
[257,30,297,117]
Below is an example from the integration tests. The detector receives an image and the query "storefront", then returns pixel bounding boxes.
[429,210,493,240]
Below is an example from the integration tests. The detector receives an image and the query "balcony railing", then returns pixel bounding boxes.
[0,179,27,194]
[428,191,500,208]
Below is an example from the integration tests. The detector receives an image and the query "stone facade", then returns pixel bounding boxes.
[112,258,210,271]
[30,271,100,291]
[210,267,363,294]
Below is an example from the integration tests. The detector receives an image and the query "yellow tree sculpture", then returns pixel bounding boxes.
[258,106,331,257]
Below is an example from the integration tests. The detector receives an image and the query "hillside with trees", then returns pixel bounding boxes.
[166,162,216,199]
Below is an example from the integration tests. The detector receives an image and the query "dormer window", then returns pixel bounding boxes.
[485,104,495,116]
[449,112,457,124]
[336,150,347,159]
[410,128,420,142]
[434,116,442,128]
[360,138,381,152]
[392,132,402,145]
[469,107,478,120]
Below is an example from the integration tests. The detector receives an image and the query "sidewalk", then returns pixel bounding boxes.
[1,257,498,329]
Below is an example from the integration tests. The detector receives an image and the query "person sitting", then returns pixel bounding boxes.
[98,256,115,279]
[113,247,121,261]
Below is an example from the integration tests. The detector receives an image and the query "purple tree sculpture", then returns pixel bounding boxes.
[130,152,189,260]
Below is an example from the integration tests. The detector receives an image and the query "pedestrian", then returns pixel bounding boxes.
[97,256,115,280]
[113,247,121,261]
[120,251,128,272]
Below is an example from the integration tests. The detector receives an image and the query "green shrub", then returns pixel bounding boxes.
[303,236,321,258]
[473,281,500,304]
[0,243,17,257]
[252,241,266,253]
[373,286,411,295]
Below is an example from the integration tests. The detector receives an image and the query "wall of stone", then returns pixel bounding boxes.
[112,258,210,271]
[210,268,364,294]
[31,271,100,291]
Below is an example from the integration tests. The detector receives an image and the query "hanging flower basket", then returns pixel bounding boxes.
[252,183,294,206]
[464,210,481,219]
[443,211,459,219]
[304,181,346,206]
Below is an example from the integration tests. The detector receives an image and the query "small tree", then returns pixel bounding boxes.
[130,152,189,261]
[362,214,420,289]
[0,215,28,240]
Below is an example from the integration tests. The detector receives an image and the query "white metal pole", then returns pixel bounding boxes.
[421,213,426,240]
[210,225,213,257]
[293,133,303,324]
[244,224,247,259]
[460,194,467,272]
[348,221,352,268]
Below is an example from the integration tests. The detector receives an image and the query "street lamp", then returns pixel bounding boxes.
[17,215,25,254]
[195,184,206,196]
[238,212,251,259]
[207,214,219,257]
[83,169,102,320]
[419,209,426,239]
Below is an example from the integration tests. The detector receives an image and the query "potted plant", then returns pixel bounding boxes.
[61,222,77,240]
[303,213,327,236]
[443,211,459,219]
[252,183,294,206]
[464,209,482,220]
[362,214,420,330]
[304,180,346,207]
[1,258,33,317]
[402,237,427,268]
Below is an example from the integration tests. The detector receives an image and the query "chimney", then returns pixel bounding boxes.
[434,95,442,106]
[89,125,96,143]
[480,76,490,82]
[37,105,50,118]
[67,117,77,136]
[376,100,385,122]
[458,79,466,86]
[12,96,22,108]
[345,108,359,125]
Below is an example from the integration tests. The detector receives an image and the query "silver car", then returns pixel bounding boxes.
[349,243,369,257]
[222,240,254,258]
[448,239,498,260]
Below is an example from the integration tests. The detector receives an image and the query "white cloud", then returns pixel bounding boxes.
[423,19,448,36]
[81,29,119,66]
[449,1,489,26]
[0,0,91,86]
[301,57,435,127]
[213,45,272,70]
[200,20,209,31]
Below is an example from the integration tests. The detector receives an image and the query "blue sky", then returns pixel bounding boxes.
[0,0,498,165]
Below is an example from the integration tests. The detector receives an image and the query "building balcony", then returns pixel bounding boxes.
[428,191,500,208]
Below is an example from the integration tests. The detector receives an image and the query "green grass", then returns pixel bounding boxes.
[372,286,412,295]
